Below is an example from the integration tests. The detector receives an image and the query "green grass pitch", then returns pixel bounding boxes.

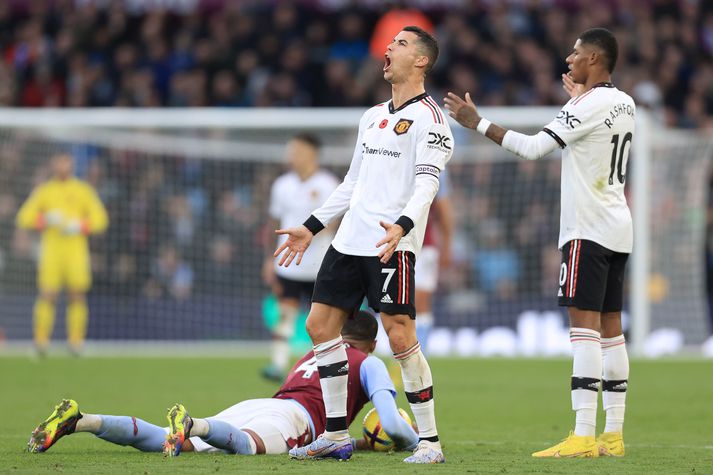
[1,356,711,474]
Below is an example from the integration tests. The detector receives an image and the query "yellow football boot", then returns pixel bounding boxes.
[532,431,598,458]
[27,399,82,453]
[163,403,193,457]
[597,431,625,456]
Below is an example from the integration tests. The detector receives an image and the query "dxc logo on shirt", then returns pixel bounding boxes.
[427,132,452,151]
[556,110,581,129]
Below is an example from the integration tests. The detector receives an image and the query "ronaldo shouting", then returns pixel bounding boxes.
[274,26,452,464]
[445,28,633,458]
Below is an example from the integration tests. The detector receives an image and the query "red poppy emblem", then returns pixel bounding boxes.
[379,119,388,129]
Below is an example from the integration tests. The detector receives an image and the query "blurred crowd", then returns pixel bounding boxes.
[0,131,564,326]
[0,0,711,128]
[0,140,279,303]
[0,0,711,338]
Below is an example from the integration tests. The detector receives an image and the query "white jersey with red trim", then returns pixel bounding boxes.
[270,169,338,280]
[543,83,635,253]
[311,93,453,257]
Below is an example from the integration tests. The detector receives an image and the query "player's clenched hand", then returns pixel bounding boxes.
[561,72,584,99]
[376,221,404,264]
[444,92,480,129]
[274,225,313,267]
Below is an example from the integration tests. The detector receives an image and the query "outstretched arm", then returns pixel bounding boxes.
[273,224,313,268]
[370,389,418,450]
[359,356,418,451]
[443,92,561,161]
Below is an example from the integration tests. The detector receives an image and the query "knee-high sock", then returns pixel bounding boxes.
[570,328,602,437]
[415,311,434,352]
[195,418,256,454]
[314,337,349,439]
[67,300,88,349]
[601,334,628,433]
[33,298,55,348]
[77,415,166,452]
[394,342,439,443]
[272,305,298,371]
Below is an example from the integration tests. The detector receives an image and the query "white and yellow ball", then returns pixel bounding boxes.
[362,407,412,452]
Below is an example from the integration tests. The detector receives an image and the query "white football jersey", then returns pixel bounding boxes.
[270,169,338,280]
[311,93,453,257]
[543,83,635,253]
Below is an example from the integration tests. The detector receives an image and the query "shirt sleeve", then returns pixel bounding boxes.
[82,183,109,234]
[310,111,369,228]
[359,355,397,399]
[542,95,604,148]
[370,389,418,450]
[398,122,453,230]
[360,356,417,450]
[16,186,45,230]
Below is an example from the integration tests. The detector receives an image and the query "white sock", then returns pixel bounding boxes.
[271,305,298,371]
[190,418,210,437]
[570,327,601,437]
[394,342,439,444]
[314,337,349,440]
[75,413,102,432]
[602,334,628,433]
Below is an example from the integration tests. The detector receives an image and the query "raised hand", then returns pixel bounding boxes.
[274,225,313,267]
[375,221,404,264]
[561,72,585,99]
[443,92,480,129]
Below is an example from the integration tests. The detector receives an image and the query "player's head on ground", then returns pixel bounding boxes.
[383,25,438,84]
[341,310,379,354]
[566,28,618,84]
[51,153,74,180]
[286,132,321,178]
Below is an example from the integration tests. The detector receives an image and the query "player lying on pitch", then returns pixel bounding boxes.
[27,311,417,457]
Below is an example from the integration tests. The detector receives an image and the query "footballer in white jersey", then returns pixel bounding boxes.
[269,169,338,281]
[274,26,448,464]
[262,133,338,382]
[446,27,633,458]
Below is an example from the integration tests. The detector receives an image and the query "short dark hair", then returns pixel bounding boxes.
[402,25,439,75]
[291,132,321,150]
[579,28,618,73]
[341,310,378,342]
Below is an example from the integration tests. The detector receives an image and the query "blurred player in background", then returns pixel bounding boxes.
[415,170,454,349]
[445,28,633,458]
[16,153,108,356]
[27,311,418,456]
[274,26,452,464]
[262,133,338,381]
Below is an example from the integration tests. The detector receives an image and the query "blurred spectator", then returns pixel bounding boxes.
[144,244,193,300]
[0,1,708,126]
[472,218,520,298]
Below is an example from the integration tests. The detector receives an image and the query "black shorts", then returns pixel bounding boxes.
[312,246,416,319]
[558,239,629,313]
[276,275,315,301]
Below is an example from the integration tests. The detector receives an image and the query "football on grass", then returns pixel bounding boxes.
[362,407,412,452]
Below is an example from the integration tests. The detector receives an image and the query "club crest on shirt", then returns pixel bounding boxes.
[393,119,413,135]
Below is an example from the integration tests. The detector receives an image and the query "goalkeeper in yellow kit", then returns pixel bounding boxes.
[16,154,108,355]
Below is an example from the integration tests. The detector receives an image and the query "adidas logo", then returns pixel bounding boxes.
[613,382,627,391]
[337,364,348,375]
[589,381,601,390]
[381,294,393,304]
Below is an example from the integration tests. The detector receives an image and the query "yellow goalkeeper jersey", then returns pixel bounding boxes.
[16,177,109,248]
